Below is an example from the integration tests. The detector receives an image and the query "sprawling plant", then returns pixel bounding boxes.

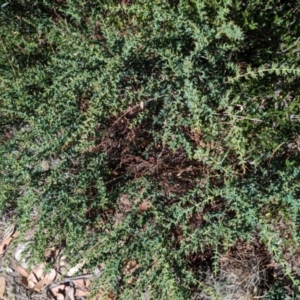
[1,0,300,298]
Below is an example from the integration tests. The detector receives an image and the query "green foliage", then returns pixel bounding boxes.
[1,0,300,298]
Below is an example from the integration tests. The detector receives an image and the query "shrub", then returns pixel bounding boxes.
[1,0,300,298]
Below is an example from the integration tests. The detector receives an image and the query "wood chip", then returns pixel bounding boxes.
[65,286,75,300]
[72,278,86,289]
[56,294,65,300]
[72,278,89,297]
[12,231,20,238]
[20,276,29,288]
[15,264,29,278]
[75,289,89,297]
[0,236,13,257]
[34,268,57,291]
[27,272,38,287]
[49,284,66,298]
[0,277,5,299]
[31,263,46,281]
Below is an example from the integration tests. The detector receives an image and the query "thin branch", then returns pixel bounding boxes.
[270,142,285,159]
[212,113,263,122]
[0,35,17,78]
[112,94,169,126]
[48,274,92,290]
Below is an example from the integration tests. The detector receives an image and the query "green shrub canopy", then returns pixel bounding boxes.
[1,0,300,298]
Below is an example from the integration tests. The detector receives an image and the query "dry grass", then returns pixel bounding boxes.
[195,240,274,300]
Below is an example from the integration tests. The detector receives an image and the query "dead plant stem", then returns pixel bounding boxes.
[112,94,169,126]
[212,113,263,122]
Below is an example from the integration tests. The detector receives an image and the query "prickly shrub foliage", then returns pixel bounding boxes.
[1,0,300,298]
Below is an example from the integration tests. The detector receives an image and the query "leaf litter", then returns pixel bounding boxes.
[0,224,101,300]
